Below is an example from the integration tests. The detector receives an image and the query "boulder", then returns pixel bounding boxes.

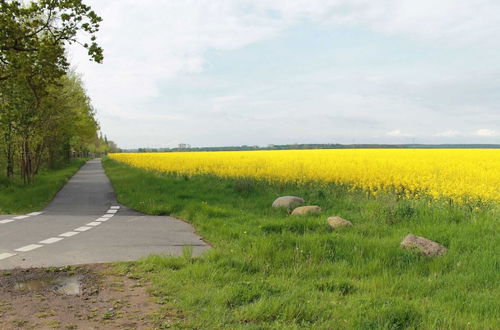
[272,196,305,209]
[400,234,447,257]
[327,216,353,229]
[291,205,321,216]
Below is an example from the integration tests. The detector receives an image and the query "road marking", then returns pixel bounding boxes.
[95,217,109,222]
[27,212,43,216]
[86,222,101,226]
[13,215,29,220]
[39,237,64,244]
[59,231,79,237]
[0,253,16,260]
[15,244,43,252]
[110,206,120,209]
[106,209,118,214]
[102,214,114,218]
[74,226,92,232]
[0,219,14,224]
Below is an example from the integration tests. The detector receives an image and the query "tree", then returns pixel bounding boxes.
[0,0,103,78]
[42,71,98,167]
[0,0,103,182]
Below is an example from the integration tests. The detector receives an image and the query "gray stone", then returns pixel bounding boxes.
[291,205,321,216]
[272,196,305,209]
[400,234,447,257]
[327,216,353,229]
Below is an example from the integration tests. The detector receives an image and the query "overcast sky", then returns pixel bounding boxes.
[70,0,500,148]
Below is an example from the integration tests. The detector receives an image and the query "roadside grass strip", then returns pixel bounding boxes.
[15,244,43,252]
[0,253,16,261]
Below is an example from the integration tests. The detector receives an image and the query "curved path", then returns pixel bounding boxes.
[0,159,209,270]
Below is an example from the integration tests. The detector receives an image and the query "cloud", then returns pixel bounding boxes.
[73,0,500,97]
[433,130,461,137]
[67,0,500,147]
[385,130,413,137]
[474,129,498,137]
[328,0,500,47]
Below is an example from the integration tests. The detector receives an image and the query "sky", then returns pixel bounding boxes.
[69,0,500,148]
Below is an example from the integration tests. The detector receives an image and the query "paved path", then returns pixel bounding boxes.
[0,159,209,270]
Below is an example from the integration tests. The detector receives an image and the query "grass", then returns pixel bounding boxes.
[103,158,500,329]
[0,159,87,214]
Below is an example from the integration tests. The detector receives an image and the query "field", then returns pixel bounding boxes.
[104,151,500,329]
[109,149,500,204]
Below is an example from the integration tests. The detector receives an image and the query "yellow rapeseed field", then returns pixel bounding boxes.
[109,149,500,203]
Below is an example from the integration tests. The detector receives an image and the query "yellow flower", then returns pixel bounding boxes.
[109,149,500,204]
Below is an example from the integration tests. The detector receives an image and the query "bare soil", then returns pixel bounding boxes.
[0,264,160,330]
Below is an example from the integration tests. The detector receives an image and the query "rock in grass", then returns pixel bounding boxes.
[327,216,353,229]
[400,234,447,257]
[272,196,305,209]
[291,205,321,216]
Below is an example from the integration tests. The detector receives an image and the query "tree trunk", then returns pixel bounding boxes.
[21,138,34,184]
[3,121,15,178]
[6,143,14,178]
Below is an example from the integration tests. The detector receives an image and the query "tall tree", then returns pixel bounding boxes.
[0,0,103,182]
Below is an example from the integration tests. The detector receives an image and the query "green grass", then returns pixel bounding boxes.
[103,158,500,329]
[0,159,87,214]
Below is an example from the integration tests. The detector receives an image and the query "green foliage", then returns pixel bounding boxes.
[0,0,103,69]
[0,0,105,183]
[105,159,500,329]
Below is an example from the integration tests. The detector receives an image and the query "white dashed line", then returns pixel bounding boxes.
[59,231,79,237]
[0,211,44,226]
[15,244,43,252]
[27,212,43,216]
[110,206,120,209]
[0,253,16,260]
[0,212,115,261]
[39,237,64,244]
[74,226,92,232]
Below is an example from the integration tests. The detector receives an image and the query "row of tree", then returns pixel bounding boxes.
[0,0,114,183]
[126,143,500,153]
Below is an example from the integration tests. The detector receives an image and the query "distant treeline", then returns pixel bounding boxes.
[119,143,500,153]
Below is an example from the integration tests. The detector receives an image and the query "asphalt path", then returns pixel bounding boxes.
[0,159,209,270]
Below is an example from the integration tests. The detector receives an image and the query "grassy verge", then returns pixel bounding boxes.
[103,158,499,329]
[0,159,87,214]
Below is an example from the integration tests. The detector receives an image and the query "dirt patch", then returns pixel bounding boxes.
[0,264,159,329]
